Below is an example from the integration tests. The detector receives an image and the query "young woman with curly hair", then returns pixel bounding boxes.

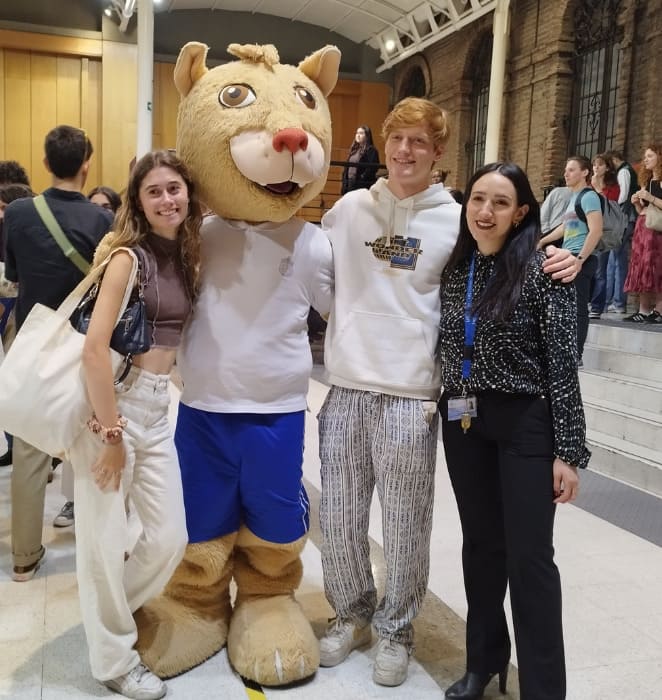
[624,144,662,323]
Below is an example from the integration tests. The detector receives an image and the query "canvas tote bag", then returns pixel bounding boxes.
[0,247,139,458]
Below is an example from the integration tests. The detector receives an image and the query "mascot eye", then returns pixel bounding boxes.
[294,86,316,110]
[218,84,256,108]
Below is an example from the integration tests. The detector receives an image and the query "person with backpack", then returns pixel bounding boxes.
[539,155,603,366]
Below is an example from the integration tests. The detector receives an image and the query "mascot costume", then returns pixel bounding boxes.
[131,42,340,686]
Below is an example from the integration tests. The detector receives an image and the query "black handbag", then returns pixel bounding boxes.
[70,247,150,382]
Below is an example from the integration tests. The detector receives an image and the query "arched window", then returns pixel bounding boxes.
[396,56,431,101]
[571,0,622,157]
[466,35,492,176]
[402,66,427,98]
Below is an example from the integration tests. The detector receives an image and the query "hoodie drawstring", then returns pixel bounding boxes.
[386,197,414,247]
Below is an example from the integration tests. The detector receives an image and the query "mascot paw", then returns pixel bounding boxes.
[135,537,235,678]
[135,589,230,679]
[227,595,320,686]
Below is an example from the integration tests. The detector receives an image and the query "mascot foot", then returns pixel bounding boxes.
[135,536,236,678]
[134,593,228,678]
[228,594,319,686]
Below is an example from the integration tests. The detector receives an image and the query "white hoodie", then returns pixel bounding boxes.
[322,180,460,400]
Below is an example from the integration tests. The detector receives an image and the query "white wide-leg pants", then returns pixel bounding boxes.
[69,366,187,681]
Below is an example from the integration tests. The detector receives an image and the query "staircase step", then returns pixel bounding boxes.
[579,325,662,495]
[586,428,662,497]
[583,397,660,453]
[579,369,662,413]
[586,321,662,357]
[582,345,662,382]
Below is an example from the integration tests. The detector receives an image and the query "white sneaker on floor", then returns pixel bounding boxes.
[319,618,372,667]
[373,638,410,687]
[103,662,166,700]
[53,501,74,527]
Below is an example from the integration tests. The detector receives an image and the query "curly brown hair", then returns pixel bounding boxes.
[110,150,202,298]
[639,144,662,188]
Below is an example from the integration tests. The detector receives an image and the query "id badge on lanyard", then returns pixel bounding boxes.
[447,253,478,433]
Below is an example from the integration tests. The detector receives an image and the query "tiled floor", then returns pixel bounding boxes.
[1,378,661,699]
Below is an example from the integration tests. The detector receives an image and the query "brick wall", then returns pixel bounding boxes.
[393,0,661,198]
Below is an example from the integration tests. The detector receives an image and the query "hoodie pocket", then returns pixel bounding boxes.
[330,311,436,390]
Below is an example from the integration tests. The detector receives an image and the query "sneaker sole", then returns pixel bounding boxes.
[319,625,372,667]
[373,660,408,687]
[373,668,408,687]
[103,680,166,700]
[13,550,46,582]
[53,519,74,528]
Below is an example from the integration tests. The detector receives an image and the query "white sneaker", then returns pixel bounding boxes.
[319,618,371,667]
[373,638,410,687]
[103,662,166,700]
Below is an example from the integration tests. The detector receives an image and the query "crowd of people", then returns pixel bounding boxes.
[0,103,658,700]
[538,146,662,330]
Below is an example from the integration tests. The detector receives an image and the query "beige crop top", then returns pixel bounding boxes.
[138,233,192,349]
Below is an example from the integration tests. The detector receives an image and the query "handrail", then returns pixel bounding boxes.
[329,158,386,172]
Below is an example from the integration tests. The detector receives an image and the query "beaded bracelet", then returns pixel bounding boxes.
[87,414,128,445]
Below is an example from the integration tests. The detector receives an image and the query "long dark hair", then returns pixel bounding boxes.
[349,125,374,156]
[593,152,618,189]
[443,161,541,322]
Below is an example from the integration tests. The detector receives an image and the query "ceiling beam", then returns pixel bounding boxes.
[373,0,497,72]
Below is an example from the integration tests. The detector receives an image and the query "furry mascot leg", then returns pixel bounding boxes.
[135,532,236,678]
[227,526,319,685]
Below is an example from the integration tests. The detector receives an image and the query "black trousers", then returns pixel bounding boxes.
[441,391,566,700]
[575,253,598,360]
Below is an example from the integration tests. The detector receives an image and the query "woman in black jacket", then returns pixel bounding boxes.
[341,125,379,195]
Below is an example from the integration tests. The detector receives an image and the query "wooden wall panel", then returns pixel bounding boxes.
[153,62,178,151]
[0,47,104,192]
[151,62,162,150]
[0,51,5,159]
[82,58,102,189]
[101,41,137,193]
[328,91,360,160]
[0,29,102,59]
[356,81,390,157]
[29,53,57,193]
[3,51,31,175]
[56,56,81,127]
[327,79,390,162]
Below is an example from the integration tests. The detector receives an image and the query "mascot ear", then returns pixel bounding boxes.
[298,45,341,98]
[174,41,210,97]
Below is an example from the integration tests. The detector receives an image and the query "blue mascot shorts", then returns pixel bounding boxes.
[175,403,310,544]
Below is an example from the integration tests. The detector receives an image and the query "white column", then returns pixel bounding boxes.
[483,0,511,164]
[135,0,154,159]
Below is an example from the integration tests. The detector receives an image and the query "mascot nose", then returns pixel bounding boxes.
[273,128,309,154]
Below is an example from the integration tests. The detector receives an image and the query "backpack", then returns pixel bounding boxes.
[574,187,628,251]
